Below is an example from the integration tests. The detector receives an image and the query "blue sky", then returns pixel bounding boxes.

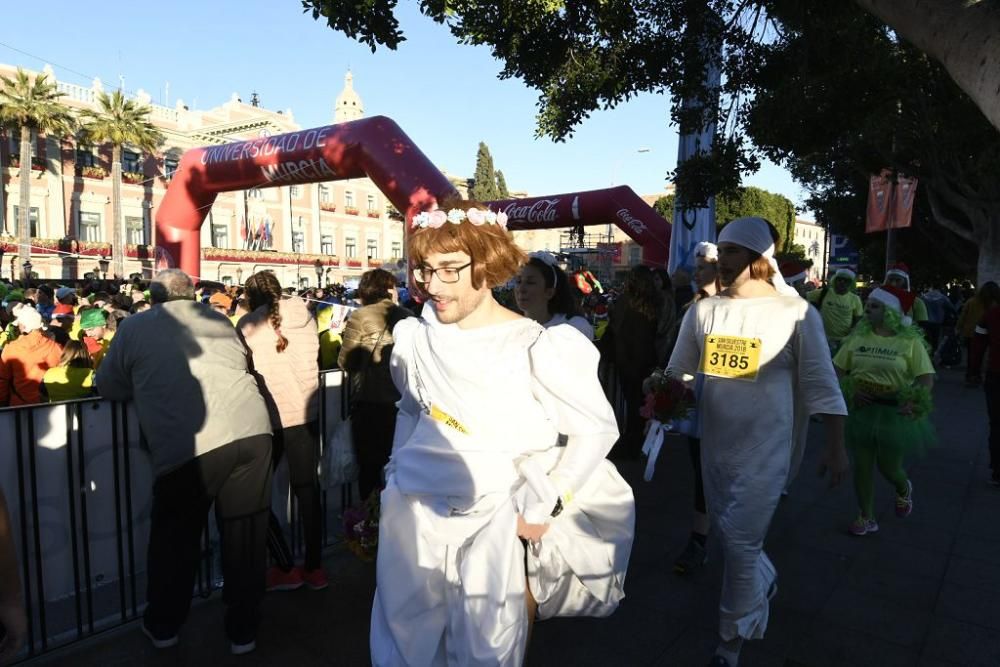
[2,1,808,212]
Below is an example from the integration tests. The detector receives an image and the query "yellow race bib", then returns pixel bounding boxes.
[430,404,470,434]
[700,335,762,381]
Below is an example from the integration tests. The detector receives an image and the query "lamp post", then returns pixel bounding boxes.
[314,259,323,288]
[236,267,243,285]
[98,254,110,280]
[606,147,652,278]
[22,259,32,283]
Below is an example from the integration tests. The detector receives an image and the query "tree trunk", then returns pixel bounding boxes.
[111,144,123,279]
[18,127,31,281]
[855,0,1000,132]
[978,220,1000,287]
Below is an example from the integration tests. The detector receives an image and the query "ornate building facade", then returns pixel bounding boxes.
[0,65,404,286]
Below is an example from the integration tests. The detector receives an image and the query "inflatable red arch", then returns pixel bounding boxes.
[155,116,670,277]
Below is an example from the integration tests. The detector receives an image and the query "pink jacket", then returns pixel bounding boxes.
[238,297,320,429]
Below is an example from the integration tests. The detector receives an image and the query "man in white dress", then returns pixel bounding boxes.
[370,199,634,666]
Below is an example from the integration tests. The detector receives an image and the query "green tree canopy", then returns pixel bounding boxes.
[80,90,164,277]
[469,141,499,201]
[495,170,509,198]
[0,68,76,271]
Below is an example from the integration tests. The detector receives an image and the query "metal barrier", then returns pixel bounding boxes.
[1,354,626,663]
[0,369,352,662]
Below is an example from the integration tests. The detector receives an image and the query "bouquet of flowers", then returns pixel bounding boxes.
[640,369,696,423]
[342,489,381,562]
[639,369,696,482]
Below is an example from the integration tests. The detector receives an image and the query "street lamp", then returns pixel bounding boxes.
[314,259,323,287]
[98,254,110,279]
[236,267,243,285]
[22,259,32,282]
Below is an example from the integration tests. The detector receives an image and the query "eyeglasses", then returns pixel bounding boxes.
[413,262,472,284]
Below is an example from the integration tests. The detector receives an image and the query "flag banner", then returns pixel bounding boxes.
[866,170,894,233]
[892,175,918,229]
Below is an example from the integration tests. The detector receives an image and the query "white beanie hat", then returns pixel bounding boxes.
[694,241,718,262]
[718,217,798,296]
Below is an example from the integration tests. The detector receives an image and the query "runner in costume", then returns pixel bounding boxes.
[668,217,848,667]
[833,286,935,535]
[370,198,634,666]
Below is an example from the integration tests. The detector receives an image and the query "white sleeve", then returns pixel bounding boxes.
[666,305,702,382]
[388,317,422,457]
[795,305,849,416]
[529,326,618,498]
[567,316,595,341]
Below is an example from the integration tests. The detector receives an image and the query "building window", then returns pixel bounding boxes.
[321,234,334,255]
[248,187,264,200]
[345,236,357,258]
[345,191,355,208]
[367,194,376,212]
[11,206,39,237]
[212,222,229,248]
[319,184,331,203]
[292,230,305,253]
[79,211,102,242]
[164,157,179,180]
[76,145,96,168]
[221,276,233,287]
[290,185,301,198]
[391,240,402,259]
[366,238,378,259]
[122,150,141,173]
[628,245,642,265]
[125,215,145,245]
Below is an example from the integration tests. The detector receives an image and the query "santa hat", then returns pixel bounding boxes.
[833,268,856,281]
[868,286,915,326]
[884,262,911,290]
[780,261,808,285]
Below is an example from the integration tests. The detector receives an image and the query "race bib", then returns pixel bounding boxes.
[430,403,470,434]
[700,335,762,381]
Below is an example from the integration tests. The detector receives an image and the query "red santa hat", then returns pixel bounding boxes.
[884,262,911,290]
[868,285,915,326]
[780,260,809,285]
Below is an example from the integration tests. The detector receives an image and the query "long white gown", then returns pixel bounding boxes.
[371,308,634,666]
[668,295,846,641]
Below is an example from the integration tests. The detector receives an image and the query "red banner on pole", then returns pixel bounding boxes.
[866,170,894,233]
[892,175,918,229]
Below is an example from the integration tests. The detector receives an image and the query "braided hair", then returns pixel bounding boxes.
[244,271,288,353]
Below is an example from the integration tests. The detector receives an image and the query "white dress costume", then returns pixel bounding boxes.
[668,295,846,641]
[371,307,634,666]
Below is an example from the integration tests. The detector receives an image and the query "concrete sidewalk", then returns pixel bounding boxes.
[28,369,997,666]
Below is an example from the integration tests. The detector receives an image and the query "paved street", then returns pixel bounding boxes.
[28,368,997,666]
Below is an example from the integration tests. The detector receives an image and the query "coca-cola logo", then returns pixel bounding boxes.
[617,208,648,235]
[503,198,559,224]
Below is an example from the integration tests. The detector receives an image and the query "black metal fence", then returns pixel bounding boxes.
[2,357,625,664]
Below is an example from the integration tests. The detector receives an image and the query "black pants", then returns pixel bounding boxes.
[145,434,272,643]
[610,371,647,460]
[986,373,1000,472]
[351,401,397,501]
[266,422,322,571]
[688,437,707,514]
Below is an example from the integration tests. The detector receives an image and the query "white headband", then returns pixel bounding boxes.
[718,217,798,296]
[528,251,560,285]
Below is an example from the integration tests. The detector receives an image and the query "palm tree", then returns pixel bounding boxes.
[0,68,76,277]
[80,90,163,278]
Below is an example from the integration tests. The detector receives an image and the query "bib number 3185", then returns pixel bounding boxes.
[700,335,762,381]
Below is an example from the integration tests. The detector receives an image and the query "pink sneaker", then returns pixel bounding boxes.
[849,515,879,536]
[895,480,913,518]
[266,566,304,592]
[301,567,329,591]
